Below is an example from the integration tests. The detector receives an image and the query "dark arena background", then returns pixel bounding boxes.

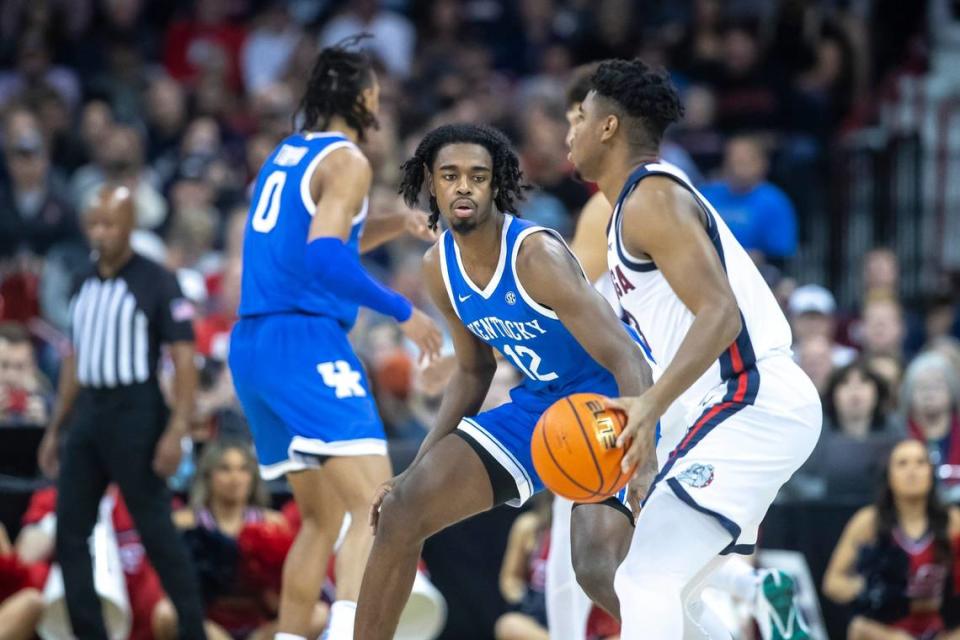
[0,1,959,639]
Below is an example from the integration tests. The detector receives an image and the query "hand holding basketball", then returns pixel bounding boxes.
[531,393,636,503]
[602,394,661,473]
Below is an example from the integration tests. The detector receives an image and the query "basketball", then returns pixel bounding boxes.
[531,393,636,503]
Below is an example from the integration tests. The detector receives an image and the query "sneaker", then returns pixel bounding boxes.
[754,569,810,640]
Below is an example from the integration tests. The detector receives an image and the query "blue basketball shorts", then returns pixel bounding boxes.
[229,313,386,479]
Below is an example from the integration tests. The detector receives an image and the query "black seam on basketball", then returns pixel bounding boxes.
[565,397,604,494]
[541,411,599,499]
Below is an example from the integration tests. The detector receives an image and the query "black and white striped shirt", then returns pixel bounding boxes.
[69,254,195,389]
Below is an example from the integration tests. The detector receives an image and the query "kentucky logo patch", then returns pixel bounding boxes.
[676,463,715,488]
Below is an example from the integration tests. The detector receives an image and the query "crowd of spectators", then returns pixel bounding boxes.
[0,0,958,638]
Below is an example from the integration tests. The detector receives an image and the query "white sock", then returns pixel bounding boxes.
[706,556,759,602]
[326,600,357,640]
[275,634,307,640]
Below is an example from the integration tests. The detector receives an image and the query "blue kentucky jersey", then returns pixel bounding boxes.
[439,214,640,398]
[238,132,368,328]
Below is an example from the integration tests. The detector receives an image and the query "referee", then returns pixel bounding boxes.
[37,185,205,639]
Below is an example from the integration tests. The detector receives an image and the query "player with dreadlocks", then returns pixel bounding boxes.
[228,37,441,640]
[354,123,658,638]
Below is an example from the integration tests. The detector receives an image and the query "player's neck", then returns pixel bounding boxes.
[454,212,504,267]
[321,116,360,143]
[596,149,659,207]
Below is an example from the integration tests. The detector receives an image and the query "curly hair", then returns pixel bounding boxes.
[398,123,531,231]
[297,34,378,141]
[590,58,684,147]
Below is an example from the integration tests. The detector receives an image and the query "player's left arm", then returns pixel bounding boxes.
[606,178,742,468]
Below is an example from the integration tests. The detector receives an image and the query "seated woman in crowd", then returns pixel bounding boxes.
[902,352,960,472]
[161,441,327,640]
[823,439,960,639]
[792,360,902,501]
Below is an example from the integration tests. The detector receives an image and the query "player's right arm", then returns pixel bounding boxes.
[369,244,497,532]
[822,506,875,603]
[569,191,612,283]
[303,147,441,361]
[412,244,497,462]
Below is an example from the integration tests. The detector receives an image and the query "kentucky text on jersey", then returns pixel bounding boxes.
[465,317,548,342]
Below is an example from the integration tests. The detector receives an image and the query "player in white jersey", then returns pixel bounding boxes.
[567,58,822,639]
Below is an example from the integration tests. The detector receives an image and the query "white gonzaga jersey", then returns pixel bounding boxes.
[606,161,793,414]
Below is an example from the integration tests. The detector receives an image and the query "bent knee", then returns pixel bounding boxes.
[494,613,542,640]
[375,489,426,546]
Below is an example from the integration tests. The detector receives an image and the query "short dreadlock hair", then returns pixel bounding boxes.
[590,58,684,148]
[298,34,378,141]
[399,123,532,231]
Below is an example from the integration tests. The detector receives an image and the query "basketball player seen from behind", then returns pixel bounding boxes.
[228,39,441,640]
[568,59,822,639]
[354,123,657,639]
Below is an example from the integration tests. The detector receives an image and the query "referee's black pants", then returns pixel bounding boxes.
[55,383,206,639]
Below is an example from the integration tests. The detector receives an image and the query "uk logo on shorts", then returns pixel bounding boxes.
[317,360,366,398]
[676,463,715,489]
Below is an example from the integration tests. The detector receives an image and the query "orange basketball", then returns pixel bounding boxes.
[531,392,636,503]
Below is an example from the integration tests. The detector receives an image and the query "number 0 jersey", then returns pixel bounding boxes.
[439,214,647,398]
[238,131,368,329]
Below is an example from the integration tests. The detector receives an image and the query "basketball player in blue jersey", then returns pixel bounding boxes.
[568,59,822,639]
[353,123,655,639]
[228,40,442,640]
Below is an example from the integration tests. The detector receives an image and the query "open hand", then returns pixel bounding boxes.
[603,395,661,473]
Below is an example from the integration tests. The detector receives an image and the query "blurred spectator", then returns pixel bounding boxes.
[0,322,51,425]
[163,0,248,92]
[903,352,960,470]
[71,124,168,230]
[0,31,81,112]
[863,247,900,298]
[866,353,906,412]
[860,294,906,359]
[667,85,724,176]
[495,491,551,640]
[796,334,835,396]
[319,0,415,78]
[796,361,901,502]
[145,75,189,164]
[699,135,797,262]
[517,102,589,236]
[572,0,639,63]
[0,107,78,259]
[241,3,303,95]
[171,441,328,639]
[250,83,297,144]
[788,284,857,366]
[823,440,960,639]
[710,23,785,132]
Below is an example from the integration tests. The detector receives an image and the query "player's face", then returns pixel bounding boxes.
[887,440,932,500]
[566,91,606,181]
[430,143,495,235]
